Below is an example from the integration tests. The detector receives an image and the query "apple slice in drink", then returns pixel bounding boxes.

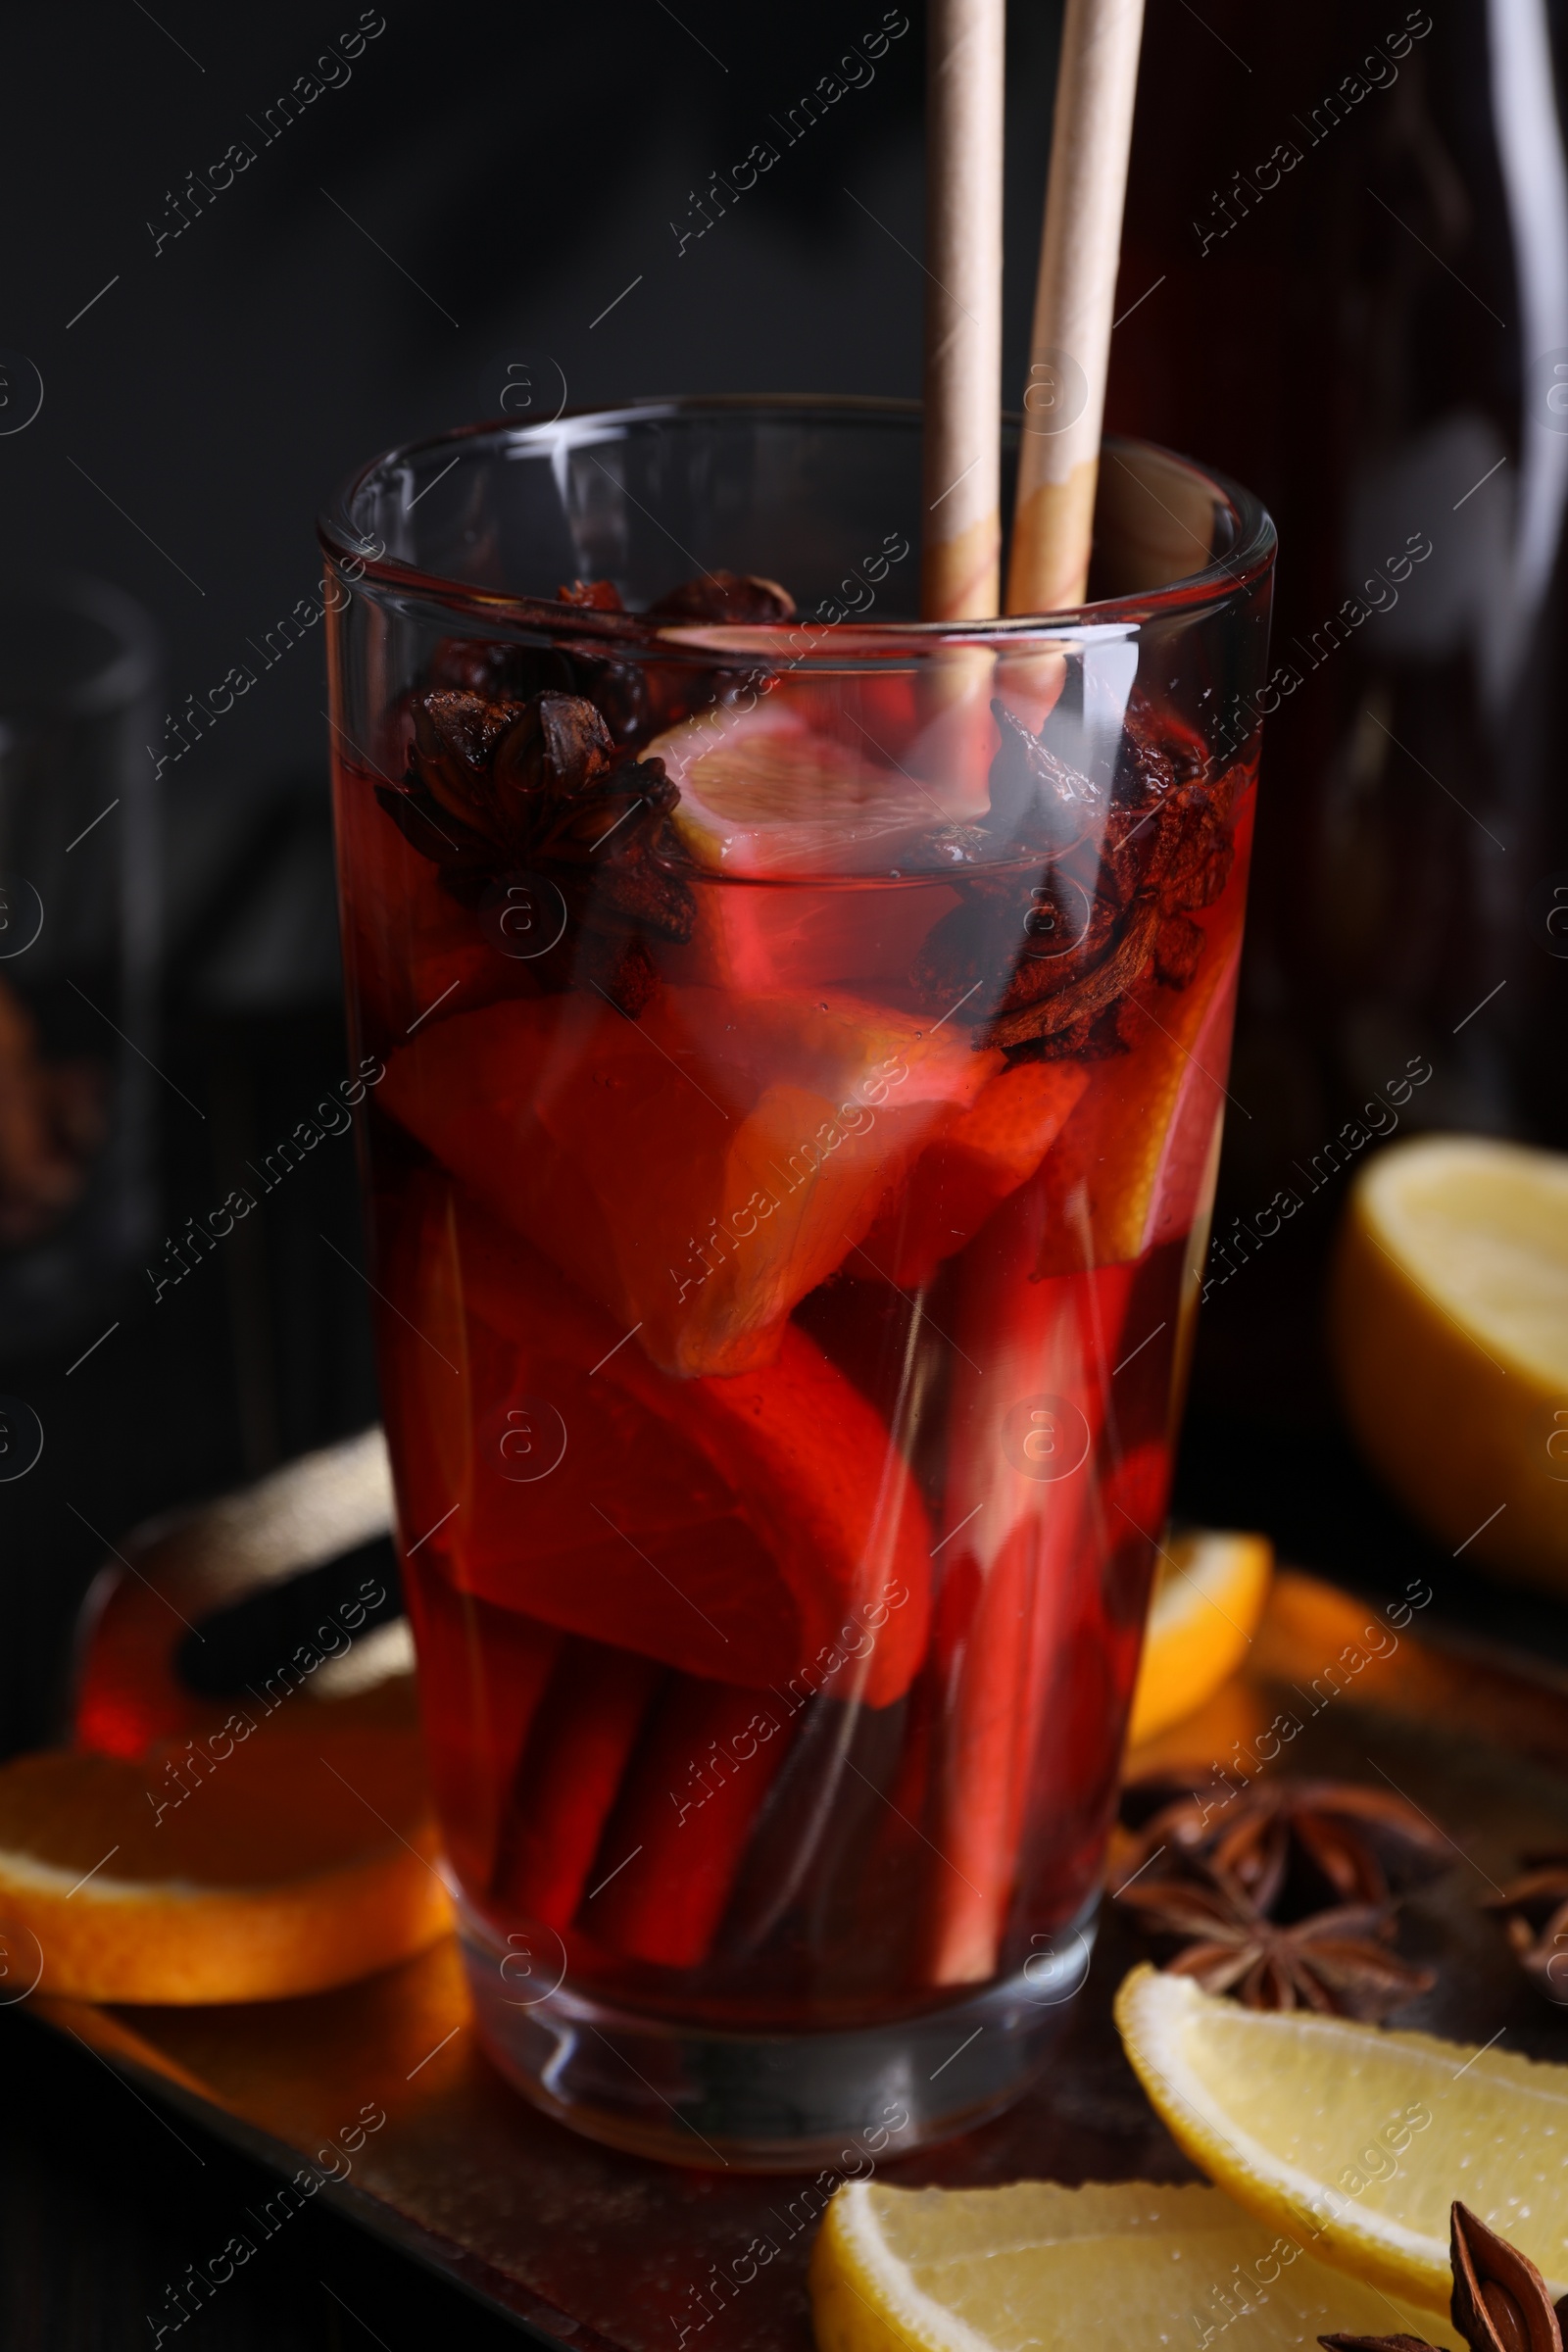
[380,987,1000,1376]
[379,1175,933,1704]
[858,1057,1090,1289]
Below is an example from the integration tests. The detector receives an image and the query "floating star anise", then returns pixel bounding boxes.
[1117,1867,1435,2020]
[910,690,1246,1057]
[647,568,795,625]
[379,684,695,974]
[1321,2202,1567,2352]
[1120,1775,1452,1914]
[1484,1852,1568,2006]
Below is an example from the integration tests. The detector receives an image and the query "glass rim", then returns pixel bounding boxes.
[317,396,1276,649]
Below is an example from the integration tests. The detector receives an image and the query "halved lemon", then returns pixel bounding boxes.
[651,704,934,875]
[1114,1963,1568,2311]
[0,1731,450,2004]
[1330,1134,1568,1590]
[1126,1529,1274,1747]
[809,2176,1452,2352]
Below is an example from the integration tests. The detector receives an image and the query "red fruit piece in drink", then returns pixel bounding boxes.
[490,1638,662,1931]
[858,1057,1090,1288]
[380,987,999,1375]
[583,1677,793,1970]
[380,1177,932,1703]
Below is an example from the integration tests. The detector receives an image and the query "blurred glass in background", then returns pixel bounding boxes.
[1110,0,1568,1454]
[0,579,159,1355]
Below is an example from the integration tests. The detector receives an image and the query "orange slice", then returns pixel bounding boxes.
[0,1731,451,2003]
[1125,1528,1274,1747]
[1035,926,1239,1276]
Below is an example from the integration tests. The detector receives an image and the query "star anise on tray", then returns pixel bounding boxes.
[1483,1852,1568,2005]
[1113,1773,1448,2019]
[1321,2202,1568,2352]
[1117,1866,1435,2020]
[1120,1775,1452,1913]
[378,685,695,996]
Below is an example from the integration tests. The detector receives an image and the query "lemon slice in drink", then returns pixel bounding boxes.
[808,2176,1452,2352]
[1126,1529,1273,1746]
[1330,1135,1568,1589]
[651,704,934,875]
[1114,1964,1568,2310]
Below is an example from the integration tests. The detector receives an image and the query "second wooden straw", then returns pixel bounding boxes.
[921,0,1006,622]
[1005,0,1146,615]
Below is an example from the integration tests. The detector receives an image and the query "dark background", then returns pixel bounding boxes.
[0,2,1560,2343]
[0,8,1075,2345]
[0,0,1074,1749]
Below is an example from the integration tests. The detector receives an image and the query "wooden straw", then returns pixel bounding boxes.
[1004,0,1145,614]
[921,0,1006,621]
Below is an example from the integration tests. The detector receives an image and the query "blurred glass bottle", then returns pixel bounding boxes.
[0,579,160,1355]
[1107,0,1568,1414]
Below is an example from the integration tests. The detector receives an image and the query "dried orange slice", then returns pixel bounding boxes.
[0,1730,450,2004]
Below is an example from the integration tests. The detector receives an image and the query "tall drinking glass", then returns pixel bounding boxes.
[319,401,1275,2167]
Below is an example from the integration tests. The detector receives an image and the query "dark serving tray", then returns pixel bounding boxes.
[32,1573,1568,2350]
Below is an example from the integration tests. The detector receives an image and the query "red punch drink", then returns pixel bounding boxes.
[321,404,1275,2164]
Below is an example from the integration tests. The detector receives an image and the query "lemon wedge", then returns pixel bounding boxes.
[809,2176,1452,2352]
[651,704,933,875]
[1127,1530,1274,1747]
[1330,1135,1568,1589]
[1114,1964,1568,2311]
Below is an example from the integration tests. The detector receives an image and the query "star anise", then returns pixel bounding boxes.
[1119,1775,1452,1914]
[1321,2202,1567,2352]
[378,684,696,994]
[647,568,795,624]
[910,690,1248,1057]
[1117,1866,1435,2020]
[1484,1852,1568,2005]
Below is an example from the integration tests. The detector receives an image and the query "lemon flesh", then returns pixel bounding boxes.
[809,2176,1453,2352]
[1330,1134,1568,1589]
[1127,1530,1274,1746]
[1115,1964,1568,2312]
[652,709,934,875]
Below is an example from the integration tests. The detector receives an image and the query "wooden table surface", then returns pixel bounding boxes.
[14,1570,1568,2352]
